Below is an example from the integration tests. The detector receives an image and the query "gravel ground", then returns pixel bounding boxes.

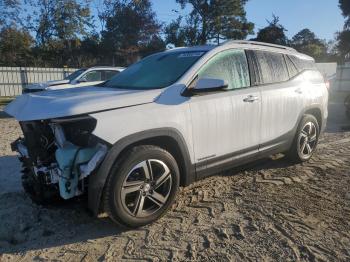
[0,102,350,261]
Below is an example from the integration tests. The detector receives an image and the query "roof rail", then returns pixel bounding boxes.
[223,40,297,52]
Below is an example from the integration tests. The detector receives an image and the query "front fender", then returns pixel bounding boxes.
[87,127,194,216]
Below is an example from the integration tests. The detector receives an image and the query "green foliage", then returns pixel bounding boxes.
[164,16,203,47]
[253,15,288,45]
[291,29,328,61]
[164,17,187,47]
[0,0,20,29]
[339,0,350,29]
[175,0,254,45]
[26,0,93,45]
[338,0,350,61]
[101,0,164,65]
[337,30,350,60]
[0,27,34,66]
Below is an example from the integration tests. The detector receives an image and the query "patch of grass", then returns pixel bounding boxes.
[0,96,15,106]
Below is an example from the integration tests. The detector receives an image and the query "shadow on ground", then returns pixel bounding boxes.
[0,107,10,119]
[0,153,294,254]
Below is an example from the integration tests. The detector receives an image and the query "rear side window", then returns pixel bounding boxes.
[103,70,119,81]
[197,49,250,90]
[251,51,289,85]
[288,55,316,72]
[285,55,299,78]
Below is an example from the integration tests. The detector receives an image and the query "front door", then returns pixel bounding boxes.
[189,49,261,175]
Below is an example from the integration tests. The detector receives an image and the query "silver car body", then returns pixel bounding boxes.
[5,41,328,214]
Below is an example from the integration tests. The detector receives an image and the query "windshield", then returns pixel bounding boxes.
[65,69,86,81]
[105,51,206,90]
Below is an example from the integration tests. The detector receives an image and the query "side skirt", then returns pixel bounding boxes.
[195,131,294,181]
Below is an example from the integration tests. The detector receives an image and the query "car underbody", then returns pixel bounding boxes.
[12,116,108,203]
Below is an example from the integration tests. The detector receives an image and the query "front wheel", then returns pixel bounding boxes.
[104,145,180,228]
[287,114,320,162]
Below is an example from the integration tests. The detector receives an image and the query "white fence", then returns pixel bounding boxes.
[336,65,350,92]
[0,67,77,96]
[316,63,337,79]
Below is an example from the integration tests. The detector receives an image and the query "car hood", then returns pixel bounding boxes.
[26,79,70,90]
[5,86,163,121]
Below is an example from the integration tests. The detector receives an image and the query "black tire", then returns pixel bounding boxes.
[287,114,320,163]
[103,145,180,228]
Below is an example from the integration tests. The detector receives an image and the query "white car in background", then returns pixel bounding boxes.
[23,66,125,93]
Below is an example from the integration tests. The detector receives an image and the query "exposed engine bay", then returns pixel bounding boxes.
[12,116,108,202]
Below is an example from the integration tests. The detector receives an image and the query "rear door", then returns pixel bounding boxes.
[189,49,261,174]
[102,70,120,81]
[247,50,303,152]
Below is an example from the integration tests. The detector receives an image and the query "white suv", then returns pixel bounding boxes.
[6,41,328,227]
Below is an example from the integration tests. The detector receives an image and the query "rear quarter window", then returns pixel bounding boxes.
[288,55,316,72]
[285,55,299,78]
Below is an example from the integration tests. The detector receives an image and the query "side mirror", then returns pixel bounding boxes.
[192,78,228,93]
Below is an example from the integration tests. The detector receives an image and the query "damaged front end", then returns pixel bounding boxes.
[12,116,108,203]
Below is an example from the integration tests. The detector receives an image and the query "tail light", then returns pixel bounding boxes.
[325,80,330,90]
[324,76,330,90]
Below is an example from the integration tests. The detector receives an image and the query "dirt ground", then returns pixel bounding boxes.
[0,101,350,262]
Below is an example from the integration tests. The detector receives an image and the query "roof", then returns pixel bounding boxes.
[87,66,125,70]
[165,40,313,61]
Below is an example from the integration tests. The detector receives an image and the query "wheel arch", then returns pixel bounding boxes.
[304,107,322,130]
[88,128,194,216]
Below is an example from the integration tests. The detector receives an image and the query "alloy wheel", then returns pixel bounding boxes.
[120,159,172,218]
[298,122,318,158]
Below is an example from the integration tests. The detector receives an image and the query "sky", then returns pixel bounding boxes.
[151,0,345,41]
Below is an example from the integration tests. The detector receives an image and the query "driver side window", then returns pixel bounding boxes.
[198,49,250,90]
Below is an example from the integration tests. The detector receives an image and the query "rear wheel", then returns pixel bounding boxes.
[104,145,180,228]
[288,114,320,162]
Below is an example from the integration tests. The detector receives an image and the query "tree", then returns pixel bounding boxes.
[101,0,164,65]
[254,15,288,45]
[164,15,202,47]
[164,17,187,47]
[0,0,20,29]
[291,29,328,61]
[18,0,94,67]
[176,0,254,45]
[338,0,350,61]
[0,27,34,66]
[24,0,93,45]
[337,30,350,60]
[339,0,350,29]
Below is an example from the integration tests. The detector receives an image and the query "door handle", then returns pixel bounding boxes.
[243,95,259,103]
